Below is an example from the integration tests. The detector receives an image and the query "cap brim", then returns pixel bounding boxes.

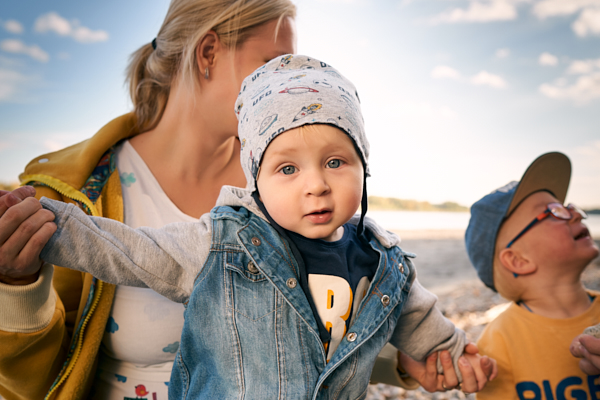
[507,152,571,216]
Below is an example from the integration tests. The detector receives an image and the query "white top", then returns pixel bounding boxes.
[94,140,196,399]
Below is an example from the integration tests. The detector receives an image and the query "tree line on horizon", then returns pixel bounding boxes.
[368,196,469,212]
[368,195,600,214]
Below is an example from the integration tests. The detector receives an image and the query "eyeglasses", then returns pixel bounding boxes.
[506,203,587,248]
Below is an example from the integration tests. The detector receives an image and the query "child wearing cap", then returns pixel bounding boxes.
[465,152,600,399]
[31,55,490,399]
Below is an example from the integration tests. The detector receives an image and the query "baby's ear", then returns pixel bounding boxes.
[498,248,537,276]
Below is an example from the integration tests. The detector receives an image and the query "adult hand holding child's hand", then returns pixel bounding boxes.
[0,186,56,285]
[400,343,497,394]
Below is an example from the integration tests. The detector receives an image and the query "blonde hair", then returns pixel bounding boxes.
[126,0,296,133]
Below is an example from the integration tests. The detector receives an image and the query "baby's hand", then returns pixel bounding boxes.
[399,343,497,394]
[460,345,497,393]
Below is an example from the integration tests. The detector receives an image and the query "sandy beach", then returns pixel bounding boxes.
[366,230,600,400]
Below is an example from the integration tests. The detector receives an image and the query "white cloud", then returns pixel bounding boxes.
[532,0,600,19]
[3,20,24,34]
[470,71,507,88]
[34,12,109,43]
[539,52,558,66]
[431,65,461,79]
[0,39,49,63]
[430,0,521,24]
[540,57,600,104]
[572,7,600,37]
[495,48,510,58]
[539,71,600,103]
[532,0,600,37]
[567,58,600,74]
[71,26,109,43]
[0,68,27,101]
[34,12,71,35]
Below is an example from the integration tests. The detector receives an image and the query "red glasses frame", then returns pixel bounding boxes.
[506,203,587,248]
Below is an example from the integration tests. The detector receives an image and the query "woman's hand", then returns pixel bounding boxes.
[399,343,497,394]
[0,186,56,285]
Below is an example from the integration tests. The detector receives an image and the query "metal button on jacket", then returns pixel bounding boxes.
[286,278,297,288]
[381,295,390,307]
[247,262,259,274]
[398,262,404,274]
[347,332,357,342]
[251,237,261,246]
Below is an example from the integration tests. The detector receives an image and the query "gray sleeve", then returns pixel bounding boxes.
[389,279,467,381]
[39,197,213,303]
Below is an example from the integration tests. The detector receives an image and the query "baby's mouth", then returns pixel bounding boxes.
[308,209,330,215]
[304,209,333,223]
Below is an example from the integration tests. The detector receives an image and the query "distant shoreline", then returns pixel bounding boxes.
[368,196,469,212]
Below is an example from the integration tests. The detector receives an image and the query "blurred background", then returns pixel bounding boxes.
[1,0,599,209]
[1,2,599,398]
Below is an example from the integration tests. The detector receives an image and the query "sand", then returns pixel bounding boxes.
[366,233,600,400]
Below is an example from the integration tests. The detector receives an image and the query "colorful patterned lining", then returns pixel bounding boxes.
[39,146,117,397]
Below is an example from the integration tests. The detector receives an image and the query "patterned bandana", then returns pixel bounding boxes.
[235,54,369,191]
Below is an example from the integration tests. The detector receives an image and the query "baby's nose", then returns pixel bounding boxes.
[305,172,330,196]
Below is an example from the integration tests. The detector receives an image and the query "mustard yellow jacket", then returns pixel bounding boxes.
[0,114,137,400]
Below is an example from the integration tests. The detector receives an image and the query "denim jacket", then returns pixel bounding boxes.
[40,186,466,400]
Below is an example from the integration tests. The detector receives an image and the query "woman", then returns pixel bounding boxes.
[0,1,296,398]
[0,0,493,398]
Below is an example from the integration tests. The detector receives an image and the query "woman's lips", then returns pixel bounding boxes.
[304,209,333,224]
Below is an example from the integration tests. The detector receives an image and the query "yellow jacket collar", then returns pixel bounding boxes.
[20,113,138,190]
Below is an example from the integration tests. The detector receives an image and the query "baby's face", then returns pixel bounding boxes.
[256,124,364,242]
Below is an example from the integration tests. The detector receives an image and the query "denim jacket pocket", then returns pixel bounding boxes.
[225,251,277,321]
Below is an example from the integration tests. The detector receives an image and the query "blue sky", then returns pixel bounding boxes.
[1,0,599,208]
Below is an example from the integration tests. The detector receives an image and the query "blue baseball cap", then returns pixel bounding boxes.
[465,152,571,291]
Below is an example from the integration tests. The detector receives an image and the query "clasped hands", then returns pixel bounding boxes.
[400,343,497,395]
[0,186,56,285]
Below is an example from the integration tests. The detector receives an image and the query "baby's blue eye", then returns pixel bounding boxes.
[281,166,296,175]
[327,159,342,168]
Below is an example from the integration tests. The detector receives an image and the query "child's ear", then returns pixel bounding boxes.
[498,248,537,276]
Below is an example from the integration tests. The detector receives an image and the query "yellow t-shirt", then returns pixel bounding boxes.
[477,292,600,400]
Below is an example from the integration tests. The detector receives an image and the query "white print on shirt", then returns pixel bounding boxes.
[309,275,371,362]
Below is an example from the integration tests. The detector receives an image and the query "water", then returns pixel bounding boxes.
[368,210,600,238]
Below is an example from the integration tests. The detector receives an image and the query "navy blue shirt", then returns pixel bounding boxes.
[288,223,380,361]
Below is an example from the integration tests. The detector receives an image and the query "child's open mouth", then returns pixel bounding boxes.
[574,227,591,240]
[305,209,333,224]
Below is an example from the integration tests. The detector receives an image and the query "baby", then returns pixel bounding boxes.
[36,55,488,398]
